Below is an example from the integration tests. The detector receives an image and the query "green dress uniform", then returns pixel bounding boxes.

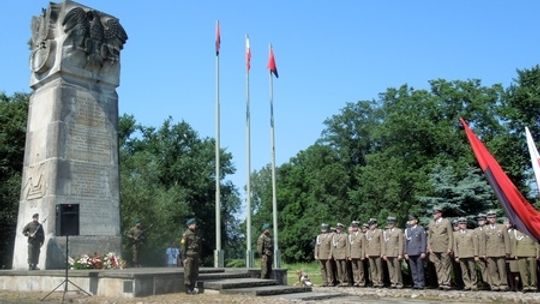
[257,231,273,279]
[348,230,366,287]
[484,223,511,291]
[453,228,479,290]
[331,227,349,286]
[181,226,201,293]
[383,227,404,288]
[315,229,334,286]
[506,227,520,290]
[365,226,383,287]
[473,226,490,287]
[22,219,44,270]
[427,217,454,289]
[513,229,540,291]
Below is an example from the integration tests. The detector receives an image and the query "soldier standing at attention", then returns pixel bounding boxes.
[23,213,45,270]
[181,218,201,294]
[427,206,453,290]
[404,214,427,289]
[257,223,273,279]
[513,228,540,292]
[126,221,146,267]
[484,210,510,291]
[504,219,520,291]
[383,216,404,288]
[331,223,349,286]
[365,218,383,287]
[314,223,334,287]
[453,217,479,291]
[348,221,366,287]
[474,213,490,288]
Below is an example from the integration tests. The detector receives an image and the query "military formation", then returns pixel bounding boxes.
[314,209,540,292]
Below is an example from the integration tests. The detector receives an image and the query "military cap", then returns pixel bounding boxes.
[458,217,467,224]
[351,221,359,227]
[362,223,369,229]
[261,223,271,230]
[408,214,418,220]
[433,206,443,213]
[486,210,497,217]
[368,218,377,225]
[387,216,397,223]
[336,223,345,229]
[501,217,510,224]
[476,213,486,219]
[320,223,329,229]
[186,218,196,226]
[32,213,39,218]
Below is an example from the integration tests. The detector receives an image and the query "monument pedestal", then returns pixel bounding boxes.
[12,1,127,269]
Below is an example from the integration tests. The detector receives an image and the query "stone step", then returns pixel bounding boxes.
[219,285,312,296]
[204,278,278,290]
[272,291,347,301]
[198,272,250,281]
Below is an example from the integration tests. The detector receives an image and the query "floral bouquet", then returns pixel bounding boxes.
[70,252,125,270]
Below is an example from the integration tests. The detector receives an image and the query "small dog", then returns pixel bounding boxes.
[295,270,313,287]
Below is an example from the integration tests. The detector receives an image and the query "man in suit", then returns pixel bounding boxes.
[315,223,334,287]
[348,221,366,287]
[404,214,427,289]
[365,218,383,287]
[383,216,403,288]
[453,217,479,291]
[483,210,511,291]
[427,206,454,290]
[331,223,349,286]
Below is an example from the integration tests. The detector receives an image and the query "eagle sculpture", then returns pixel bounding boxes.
[62,7,127,67]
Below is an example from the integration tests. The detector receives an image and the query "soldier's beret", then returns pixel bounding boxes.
[386,216,396,223]
[408,214,417,220]
[486,210,497,217]
[261,223,271,230]
[336,223,344,229]
[458,217,467,224]
[186,218,196,226]
[476,213,486,219]
[351,221,359,227]
[320,223,329,229]
[368,218,377,225]
[32,213,39,218]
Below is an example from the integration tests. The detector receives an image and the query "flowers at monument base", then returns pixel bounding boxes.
[69,252,125,270]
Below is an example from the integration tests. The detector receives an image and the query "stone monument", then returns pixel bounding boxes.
[12,0,127,269]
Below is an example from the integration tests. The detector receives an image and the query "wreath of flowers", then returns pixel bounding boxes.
[69,252,125,270]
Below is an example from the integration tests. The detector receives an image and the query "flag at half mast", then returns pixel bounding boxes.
[267,45,278,78]
[215,20,221,56]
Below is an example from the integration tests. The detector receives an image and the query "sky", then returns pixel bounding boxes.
[1,1,539,211]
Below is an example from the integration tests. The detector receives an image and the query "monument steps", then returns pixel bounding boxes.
[203,277,314,297]
[272,291,347,301]
[217,284,312,296]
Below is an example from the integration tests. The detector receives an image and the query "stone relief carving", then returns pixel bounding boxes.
[30,8,55,74]
[62,7,128,68]
[25,164,46,200]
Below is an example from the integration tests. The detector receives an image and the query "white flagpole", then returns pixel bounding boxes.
[525,127,540,196]
[214,20,223,268]
[245,34,254,268]
[268,44,280,268]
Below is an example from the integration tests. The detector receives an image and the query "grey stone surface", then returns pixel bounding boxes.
[248,268,288,285]
[220,285,312,296]
[272,291,346,301]
[13,0,127,270]
[204,278,278,290]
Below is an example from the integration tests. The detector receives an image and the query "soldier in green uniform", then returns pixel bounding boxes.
[22,213,44,270]
[474,213,490,289]
[453,217,479,291]
[126,221,146,267]
[181,218,201,294]
[315,223,334,287]
[257,223,273,279]
[504,219,520,291]
[427,206,453,290]
[382,216,403,288]
[513,228,540,292]
[483,210,510,291]
[331,223,349,286]
[365,218,383,287]
[348,221,366,287]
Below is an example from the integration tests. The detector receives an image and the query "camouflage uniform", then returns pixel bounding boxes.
[257,225,274,279]
[181,219,201,293]
[22,214,44,270]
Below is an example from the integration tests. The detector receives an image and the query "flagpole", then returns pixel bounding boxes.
[268,44,280,269]
[245,34,254,268]
[214,20,224,268]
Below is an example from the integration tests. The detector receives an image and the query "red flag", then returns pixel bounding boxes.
[267,46,279,78]
[215,21,221,56]
[245,35,251,72]
[461,118,540,241]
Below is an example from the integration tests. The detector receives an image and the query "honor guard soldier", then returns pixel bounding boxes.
[453,217,479,290]
[513,228,540,292]
[427,206,453,290]
[331,223,349,286]
[474,213,490,288]
[181,218,201,294]
[484,210,511,291]
[126,221,148,267]
[365,218,384,287]
[404,214,427,289]
[315,223,334,287]
[348,221,366,287]
[22,213,45,270]
[383,216,404,288]
[257,224,274,279]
